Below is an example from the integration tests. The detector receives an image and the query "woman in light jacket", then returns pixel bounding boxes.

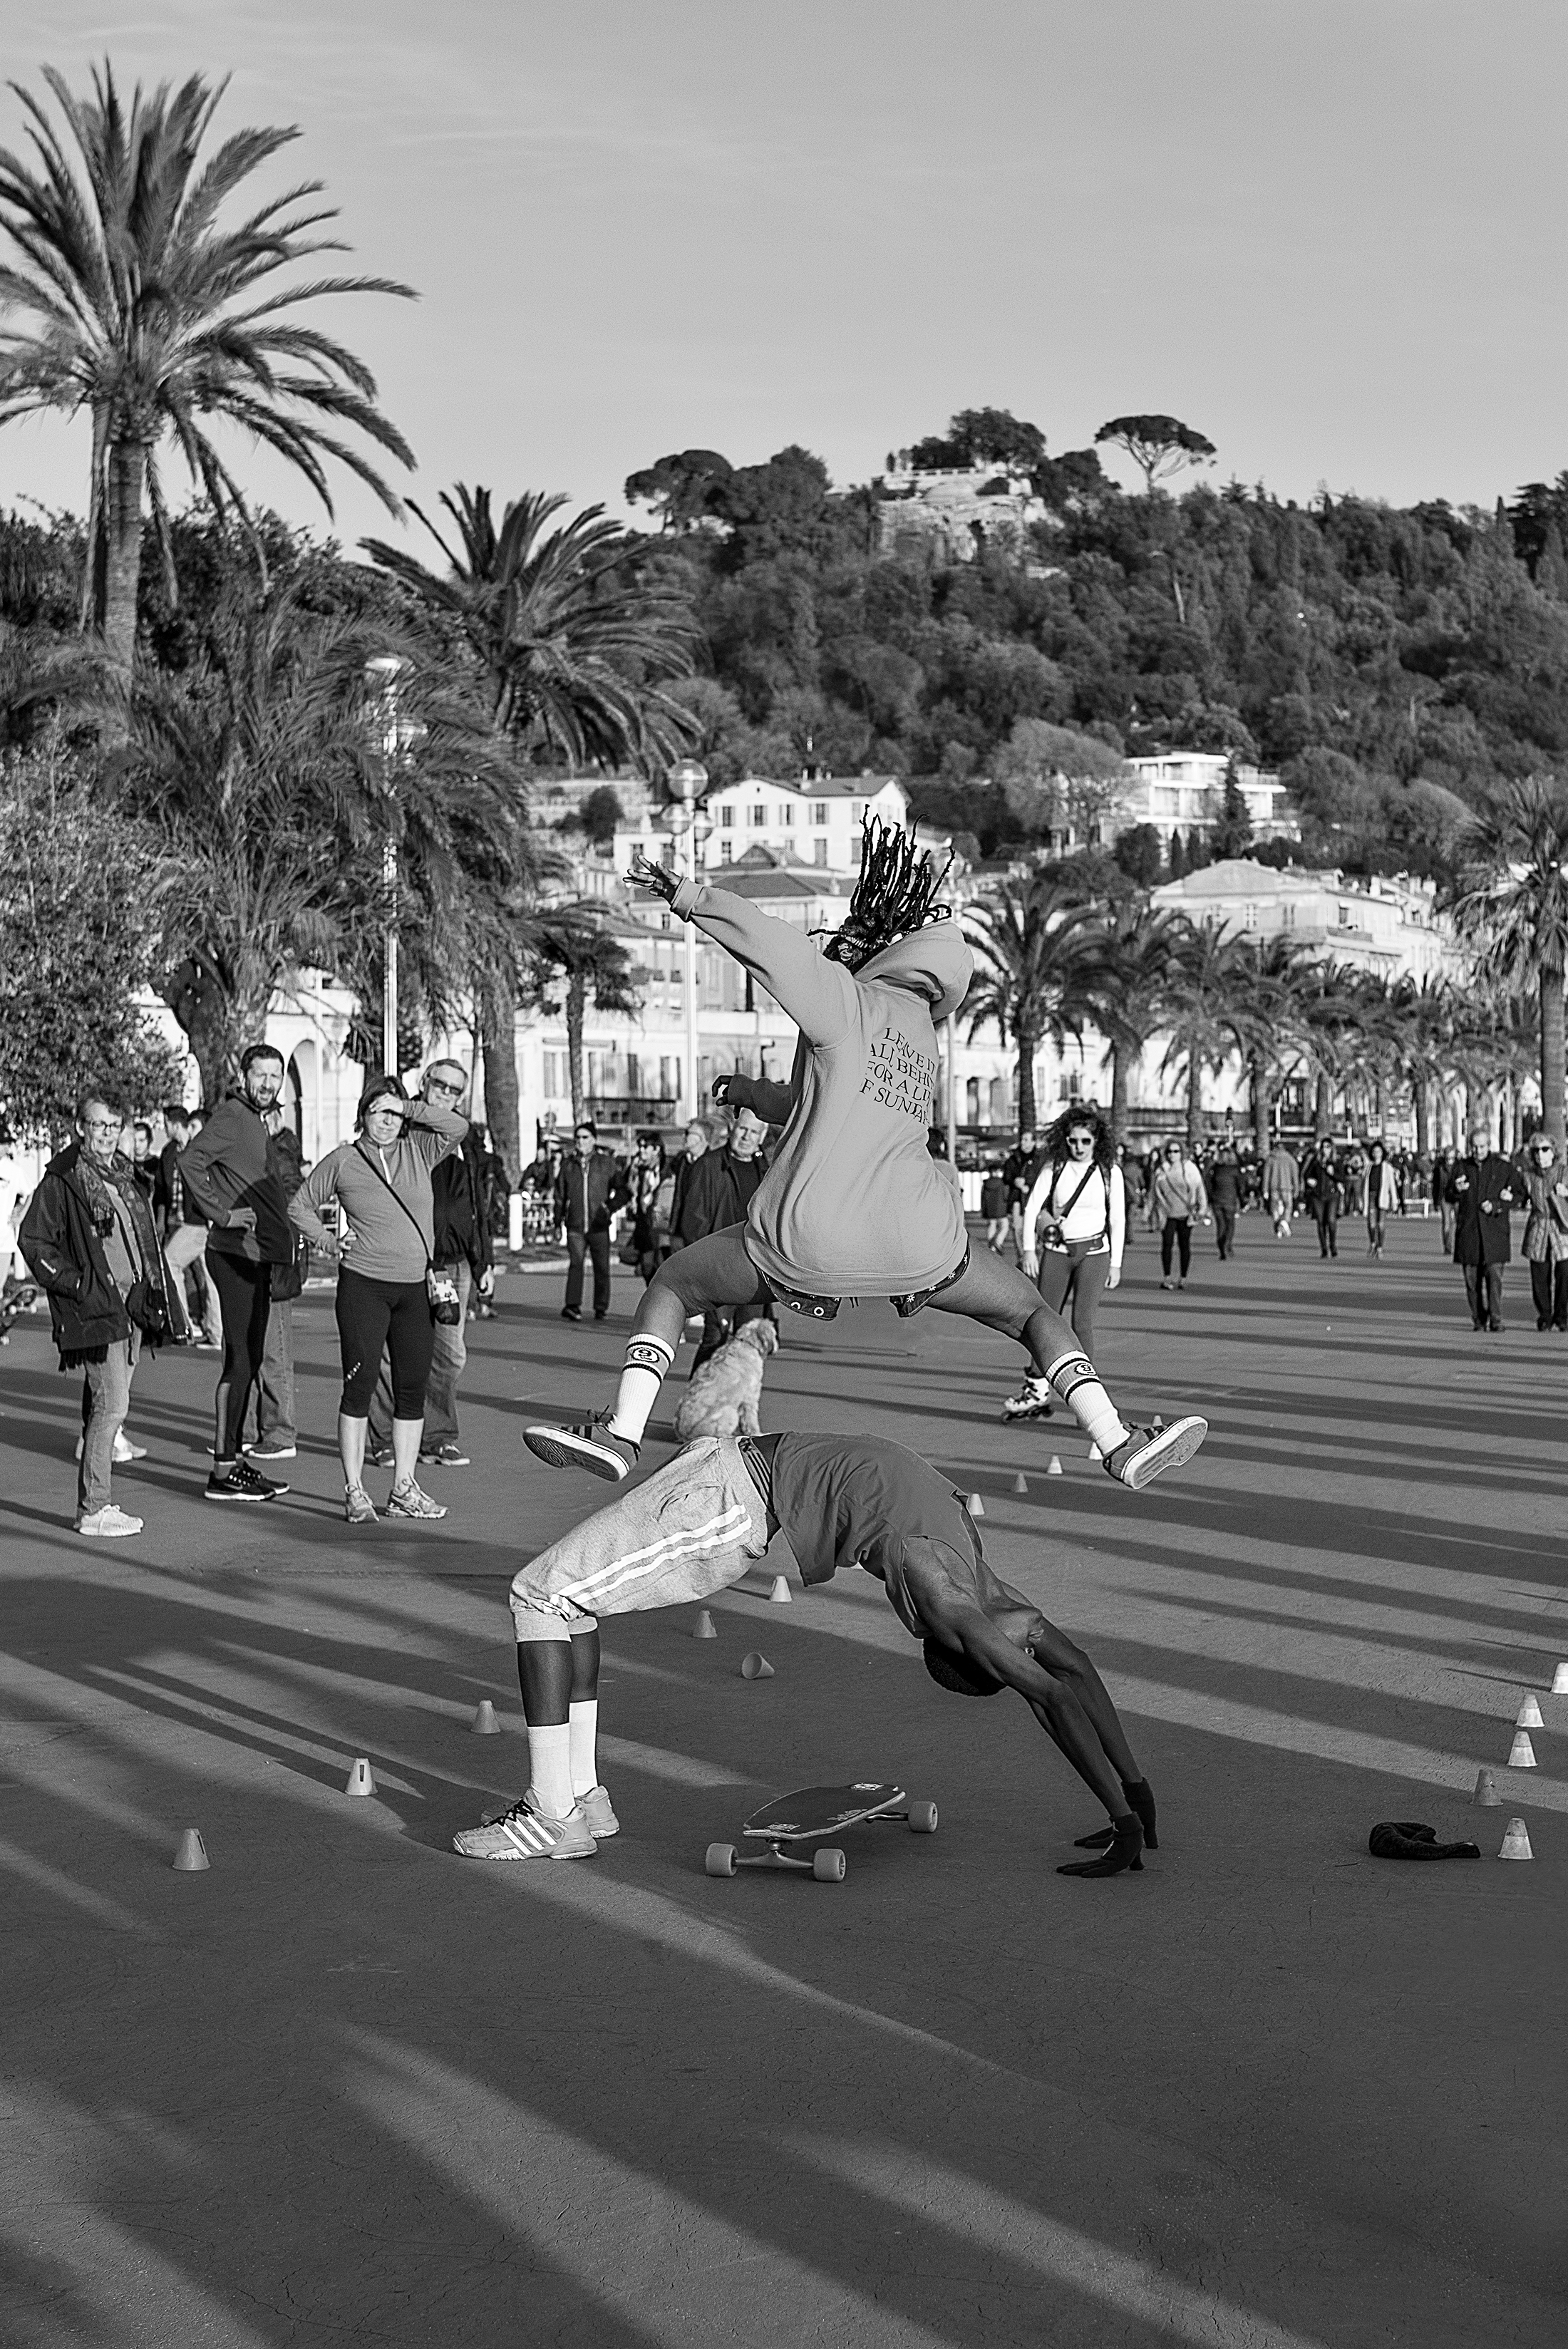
[289,1074,468,1524]
[1004,1104,1125,1420]
[1364,1141,1398,1259]
[1520,1131,1568,1330]
[1150,1141,1209,1290]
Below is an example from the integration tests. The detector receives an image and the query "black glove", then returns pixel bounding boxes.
[711,1075,737,1107]
[630,853,680,906]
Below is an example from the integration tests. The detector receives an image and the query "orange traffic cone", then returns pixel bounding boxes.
[1498,1817,1534,1861]
[1516,1695,1544,1730]
[1507,1731,1537,1769]
[741,1651,774,1681]
[693,1610,718,1638]
[1047,1455,1063,1477]
[344,1757,376,1797]
[1013,1471,1028,1494]
[1472,1767,1500,1807]
[171,1828,210,1872]
[768,1574,791,1603]
[471,1700,501,1735]
[966,1492,985,1518]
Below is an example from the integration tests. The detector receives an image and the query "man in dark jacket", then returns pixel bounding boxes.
[555,1120,629,1322]
[1445,1125,1519,1331]
[681,1109,772,1370]
[155,1103,220,1346]
[1301,1143,1341,1259]
[19,1090,174,1538]
[369,1058,493,1465]
[1207,1147,1242,1260]
[177,1043,295,1499]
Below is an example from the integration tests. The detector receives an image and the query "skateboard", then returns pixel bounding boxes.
[0,1281,38,1339]
[704,1780,938,1884]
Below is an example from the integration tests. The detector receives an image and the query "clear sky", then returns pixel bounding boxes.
[4,0,1567,554]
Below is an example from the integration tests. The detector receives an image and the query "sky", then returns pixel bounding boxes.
[4,0,1568,558]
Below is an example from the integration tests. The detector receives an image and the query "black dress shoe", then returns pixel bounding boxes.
[560,1307,582,1322]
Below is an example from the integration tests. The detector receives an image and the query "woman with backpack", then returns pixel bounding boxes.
[1002,1105,1125,1422]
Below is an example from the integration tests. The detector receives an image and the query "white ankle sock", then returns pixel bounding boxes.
[569,1700,599,1797]
[605,1336,675,1443]
[1045,1352,1130,1452]
[527,1723,574,1819]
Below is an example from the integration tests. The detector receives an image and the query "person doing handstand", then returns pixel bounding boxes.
[525,820,1205,1492]
[456,1428,1157,1879]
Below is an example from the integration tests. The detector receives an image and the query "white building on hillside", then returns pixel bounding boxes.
[611,771,909,879]
[1122,753,1297,847]
[1151,858,1463,985]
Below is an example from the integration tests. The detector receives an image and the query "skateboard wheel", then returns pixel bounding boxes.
[704,1842,738,1877]
[907,1800,939,1834]
[813,1846,847,1883]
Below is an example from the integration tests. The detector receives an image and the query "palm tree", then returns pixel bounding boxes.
[1160,917,1259,1148]
[1076,895,1183,1145]
[0,61,414,673]
[118,574,532,1103]
[1239,933,1323,1157]
[527,905,641,1124]
[363,483,697,1175]
[961,868,1097,1132]
[1452,775,1568,1153]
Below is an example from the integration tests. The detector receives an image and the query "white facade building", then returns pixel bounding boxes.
[1122,753,1297,847]
[1150,859,1463,985]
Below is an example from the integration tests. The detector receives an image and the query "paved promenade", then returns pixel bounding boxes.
[4,1215,1564,2346]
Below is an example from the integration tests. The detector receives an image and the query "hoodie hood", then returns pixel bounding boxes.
[856,921,972,1025]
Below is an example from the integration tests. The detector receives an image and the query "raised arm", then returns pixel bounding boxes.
[713,1072,798,1125]
[634,858,856,1047]
[405,1101,468,1166]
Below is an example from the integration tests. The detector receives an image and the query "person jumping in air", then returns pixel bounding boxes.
[456,1428,1157,1879]
[525,819,1205,1490]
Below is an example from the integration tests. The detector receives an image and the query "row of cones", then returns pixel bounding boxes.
[172,1747,384,1867]
[1467,1658,1568,1859]
[691,1608,775,1678]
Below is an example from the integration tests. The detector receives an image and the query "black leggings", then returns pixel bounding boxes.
[207,1250,272,1460]
[1160,1219,1192,1279]
[336,1267,434,1419]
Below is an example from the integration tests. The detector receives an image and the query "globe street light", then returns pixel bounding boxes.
[666,760,709,1120]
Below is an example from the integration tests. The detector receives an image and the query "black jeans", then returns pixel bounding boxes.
[565,1229,611,1316]
[1213,1204,1237,1259]
[1160,1218,1192,1279]
[1530,1260,1568,1328]
[207,1250,272,1461]
[1463,1264,1504,1329]
[1314,1206,1339,1257]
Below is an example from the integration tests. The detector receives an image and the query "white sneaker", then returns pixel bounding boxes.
[77,1504,143,1538]
[74,1432,146,1464]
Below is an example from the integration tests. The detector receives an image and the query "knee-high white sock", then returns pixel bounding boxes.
[605,1334,675,1443]
[1046,1351,1130,1452]
[527,1723,574,1819]
[569,1699,599,1796]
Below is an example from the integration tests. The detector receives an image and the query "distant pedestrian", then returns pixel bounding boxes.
[1445,1126,1519,1332]
[1262,1139,1301,1238]
[1006,1105,1125,1420]
[981,1166,1011,1252]
[1207,1147,1242,1260]
[368,1058,491,1470]
[248,1106,309,1464]
[1301,1142,1341,1259]
[1001,1126,1040,1254]
[1152,1140,1209,1290]
[1520,1132,1568,1331]
[555,1119,630,1322]
[680,1108,773,1371]
[156,1103,221,1348]
[1365,1142,1398,1259]
[1433,1147,1457,1251]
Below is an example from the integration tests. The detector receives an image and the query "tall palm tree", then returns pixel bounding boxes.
[1076,895,1183,1145]
[0,61,414,673]
[1160,917,1259,1149]
[527,904,641,1124]
[961,868,1097,1132]
[1452,774,1568,1153]
[1239,933,1322,1157]
[364,483,697,1176]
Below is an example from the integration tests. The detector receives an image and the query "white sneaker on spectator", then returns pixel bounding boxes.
[77,1505,143,1538]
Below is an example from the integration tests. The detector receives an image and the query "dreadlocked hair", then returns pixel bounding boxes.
[823,816,954,966]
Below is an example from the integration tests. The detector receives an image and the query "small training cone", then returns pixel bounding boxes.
[1552,1661,1568,1695]
[768,1574,792,1604]
[693,1609,718,1639]
[171,1828,209,1872]
[1152,1414,1164,1430]
[1088,1442,1101,1462]
[471,1699,501,1735]
[966,1492,985,1518]
[1498,1817,1534,1862]
[1472,1767,1500,1807]
[1516,1694,1544,1730]
[1507,1730,1537,1770]
[1047,1455,1063,1477]
[344,1757,376,1797]
[741,1651,774,1681]
[1013,1471,1028,1495]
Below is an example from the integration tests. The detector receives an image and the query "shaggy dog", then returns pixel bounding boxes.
[674,1316,780,1442]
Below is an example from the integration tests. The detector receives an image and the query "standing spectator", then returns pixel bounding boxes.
[289,1074,468,1523]
[1445,1125,1519,1332]
[1237,1144,1262,1214]
[1262,1137,1301,1238]
[1520,1132,1568,1330]
[1207,1147,1242,1261]
[248,1105,309,1464]
[625,1134,669,1283]
[1365,1141,1398,1259]
[156,1103,221,1348]
[177,1044,295,1502]
[1413,1147,1433,1219]
[128,1122,157,1207]
[680,1108,772,1371]
[555,1119,629,1323]
[1433,1147,1457,1252]
[368,1059,491,1470]
[1006,1103,1125,1419]
[19,1090,174,1537]
[1341,1144,1367,1217]
[1301,1141,1341,1259]
[980,1164,1011,1253]
[666,1118,711,1253]
[1001,1126,1039,1256]
[1152,1140,1209,1291]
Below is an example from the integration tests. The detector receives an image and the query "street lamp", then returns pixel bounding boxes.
[666,758,709,1118]
[366,656,404,1074]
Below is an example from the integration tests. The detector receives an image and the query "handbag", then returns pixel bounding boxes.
[354,1143,462,1326]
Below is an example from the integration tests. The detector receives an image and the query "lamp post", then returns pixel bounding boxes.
[667,758,709,1119]
[366,656,403,1075]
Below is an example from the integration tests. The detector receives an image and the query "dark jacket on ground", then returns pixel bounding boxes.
[433,1132,493,1274]
[178,1096,294,1265]
[1445,1154,1518,1266]
[554,1146,629,1236]
[19,1142,174,1366]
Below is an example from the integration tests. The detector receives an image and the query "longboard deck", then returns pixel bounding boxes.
[743,1782,904,1842]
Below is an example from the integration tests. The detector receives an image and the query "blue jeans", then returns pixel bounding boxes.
[254,1296,296,1446]
[78,1335,138,1517]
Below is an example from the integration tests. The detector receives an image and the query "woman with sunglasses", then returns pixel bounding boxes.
[1004,1106,1124,1422]
[1520,1131,1568,1330]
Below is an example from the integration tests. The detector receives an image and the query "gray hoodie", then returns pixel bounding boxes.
[670,880,972,1296]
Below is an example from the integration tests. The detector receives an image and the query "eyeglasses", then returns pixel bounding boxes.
[81,1120,121,1135]
[425,1076,465,1099]
[1065,1135,1093,1149]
